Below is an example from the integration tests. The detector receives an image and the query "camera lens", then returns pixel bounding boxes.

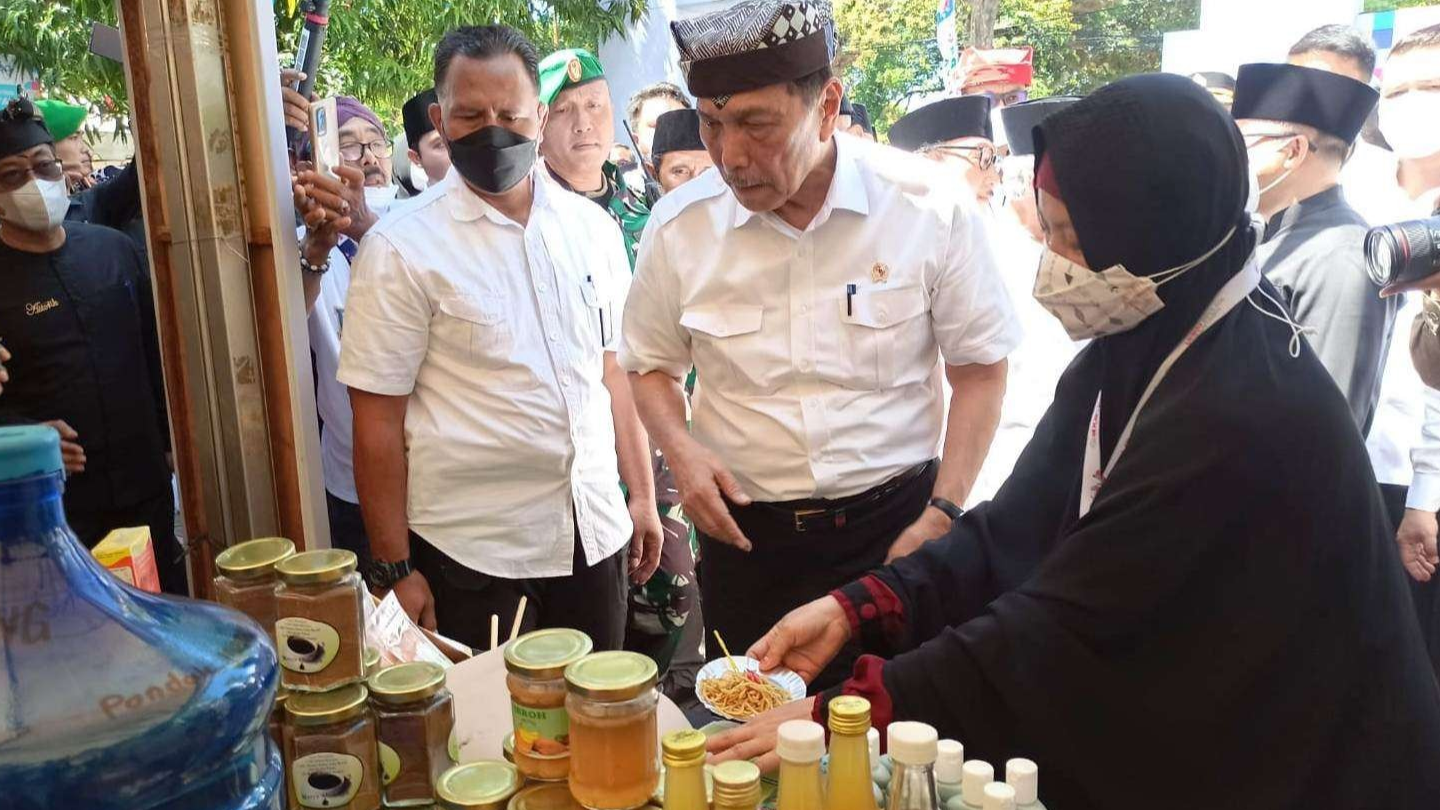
[1365,216,1440,288]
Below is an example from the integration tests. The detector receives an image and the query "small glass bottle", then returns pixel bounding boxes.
[660,730,709,810]
[565,651,660,810]
[1004,759,1045,810]
[275,548,366,692]
[776,720,825,810]
[982,783,1016,810]
[214,536,295,644]
[434,760,522,809]
[369,661,456,807]
[712,760,763,810]
[934,741,963,803]
[825,696,878,810]
[885,722,940,810]
[505,629,594,782]
[955,761,994,810]
[285,683,382,810]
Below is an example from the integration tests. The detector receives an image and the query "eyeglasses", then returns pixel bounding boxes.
[928,143,997,171]
[338,139,393,161]
[0,158,64,192]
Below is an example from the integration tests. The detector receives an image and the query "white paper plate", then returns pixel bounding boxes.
[695,657,806,721]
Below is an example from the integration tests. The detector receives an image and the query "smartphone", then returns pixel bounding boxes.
[308,97,340,179]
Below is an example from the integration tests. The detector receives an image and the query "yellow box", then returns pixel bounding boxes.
[92,527,161,593]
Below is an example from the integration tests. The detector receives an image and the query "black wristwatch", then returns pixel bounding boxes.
[928,497,964,522]
[369,557,414,589]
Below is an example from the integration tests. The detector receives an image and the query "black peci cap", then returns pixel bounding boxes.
[0,98,54,160]
[888,96,993,152]
[402,88,438,151]
[651,108,707,163]
[999,96,1081,156]
[1231,62,1378,143]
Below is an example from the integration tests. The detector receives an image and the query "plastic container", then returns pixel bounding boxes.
[435,760,523,809]
[275,548,367,692]
[286,683,382,809]
[952,761,994,810]
[0,425,284,809]
[565,651,660,809]
[505,629,594,781]
[885,722,940,810]
[370,662,456,806]
[214,536,295,643]
[935,741,963,803]
[1004,759,1045,810]
[982,784,1016,810]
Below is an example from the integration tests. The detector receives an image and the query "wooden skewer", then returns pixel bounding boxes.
[713,630,741,674]
[490,614,500,651]
[509,595,528,644]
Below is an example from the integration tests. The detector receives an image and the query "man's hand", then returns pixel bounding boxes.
[0,343,10,396]
[42,420,86,473]
[1397,508,1440,582]
[294,172,350,266]
[706,696,817,773]
[748,595,852,685]
[884,506,953,563]
[299,165,377,242]
[627,499,663,585]
[281,68,311,133]
[391,569,437,631]
[668,438,753,551]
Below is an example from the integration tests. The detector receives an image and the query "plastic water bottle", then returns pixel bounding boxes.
[885,722,941,810]
[0,426,283,808]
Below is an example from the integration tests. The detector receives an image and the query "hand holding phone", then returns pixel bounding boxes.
[308,97,340,180]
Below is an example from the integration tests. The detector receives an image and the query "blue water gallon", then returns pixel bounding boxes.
[0,425,283,808]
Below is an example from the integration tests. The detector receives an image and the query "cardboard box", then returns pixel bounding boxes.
[92,527,161,594]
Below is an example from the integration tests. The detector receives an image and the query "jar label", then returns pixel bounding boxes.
[276,617,341,673]
[293,752,364,807]
[378,741,401,786]
[511,701,571,757]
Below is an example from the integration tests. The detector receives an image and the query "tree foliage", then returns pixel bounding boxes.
[1363,0,1436,12]
[0,0,646,131]
[833,0,943,136]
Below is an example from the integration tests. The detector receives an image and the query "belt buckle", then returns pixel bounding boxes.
[794,508,824,533]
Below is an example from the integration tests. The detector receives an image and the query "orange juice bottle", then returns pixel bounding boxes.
[776,720,826,810]
[824,696,878,810]
[661,730,708,810]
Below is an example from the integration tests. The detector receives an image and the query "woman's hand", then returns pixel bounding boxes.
[705,696,817,773]
[748,595,852,685]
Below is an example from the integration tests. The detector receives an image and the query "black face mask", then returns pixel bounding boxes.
[446,125,536,194]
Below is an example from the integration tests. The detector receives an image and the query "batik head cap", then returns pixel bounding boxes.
[959,46,1033,92]
[538,48,606,107]
[670,0,834,104]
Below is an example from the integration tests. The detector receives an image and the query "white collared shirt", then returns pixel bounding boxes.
[337,168,634,578]
[619,134,1022,502]
[305,231,359,503]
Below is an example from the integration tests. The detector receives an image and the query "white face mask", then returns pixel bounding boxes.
[363,183,397,214]
[1380,90,1440,160]
[0,176,70,232]
[1033,225,1237,341]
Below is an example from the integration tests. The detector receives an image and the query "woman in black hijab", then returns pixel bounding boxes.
[707,74,1440,808]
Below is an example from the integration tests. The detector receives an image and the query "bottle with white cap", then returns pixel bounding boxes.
[1005,758,1045,809]
[777,720,826,810]
[944,760,994,810]
[934,740,964,803]
[981,782,1017,810]
[884,721,941,810]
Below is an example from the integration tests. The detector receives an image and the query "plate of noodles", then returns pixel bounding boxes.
[695,657,806,721]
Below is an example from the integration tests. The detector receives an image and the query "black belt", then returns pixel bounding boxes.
[746,459,936,534]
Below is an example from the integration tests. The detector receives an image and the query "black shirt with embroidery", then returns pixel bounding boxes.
[0,222,171,514]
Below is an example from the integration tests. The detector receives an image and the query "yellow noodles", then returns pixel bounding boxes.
[700,671,791,719]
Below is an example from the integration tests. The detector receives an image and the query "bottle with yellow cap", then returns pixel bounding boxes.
[712,760,763,810]
[776,720,826,810]
[825,696,879,810]
[661,729,709,810]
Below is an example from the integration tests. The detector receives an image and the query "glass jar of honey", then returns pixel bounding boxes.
[504,629,593,782]
[506,783,584,810]
[275,549,366,692]
[369,662,455,807]
[564,652,659,810]
[213,536,294,643]
[435,760,522,809]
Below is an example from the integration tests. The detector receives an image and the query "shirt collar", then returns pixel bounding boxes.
[1265,184,1345,241]
[730,133,871,230]
[444,165,546,227]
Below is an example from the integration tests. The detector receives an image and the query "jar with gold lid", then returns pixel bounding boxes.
[504,629,593,782]
[564,652,659,810]
[370,662,455,807]
[214,536,294,642]
[435,760,523,810]
[506,783,583,810]
[276,549,366,692]
[285,683,382,810]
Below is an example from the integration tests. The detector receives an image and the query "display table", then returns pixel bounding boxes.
[447,644,693,764]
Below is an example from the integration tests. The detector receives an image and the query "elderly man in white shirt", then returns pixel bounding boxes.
[337,25,661,650]
[620,0,1020,688]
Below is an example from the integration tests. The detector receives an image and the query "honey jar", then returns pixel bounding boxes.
[435,760,523,809]
[564,652,659,810]
[504,629,593,782]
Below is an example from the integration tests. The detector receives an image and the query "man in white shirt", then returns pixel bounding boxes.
[337,25,661,649]
[620,0,1020,687]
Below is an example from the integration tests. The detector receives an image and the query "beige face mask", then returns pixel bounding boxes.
[1032,225,1237,341]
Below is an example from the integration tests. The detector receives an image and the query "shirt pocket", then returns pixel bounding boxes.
[680,305,767,391]
[835,285,928,390]
[436,294,538,391]
[579,277,616,349]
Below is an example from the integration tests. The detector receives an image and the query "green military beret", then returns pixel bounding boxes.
[33,99,87,142]
[538,48,606,106]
